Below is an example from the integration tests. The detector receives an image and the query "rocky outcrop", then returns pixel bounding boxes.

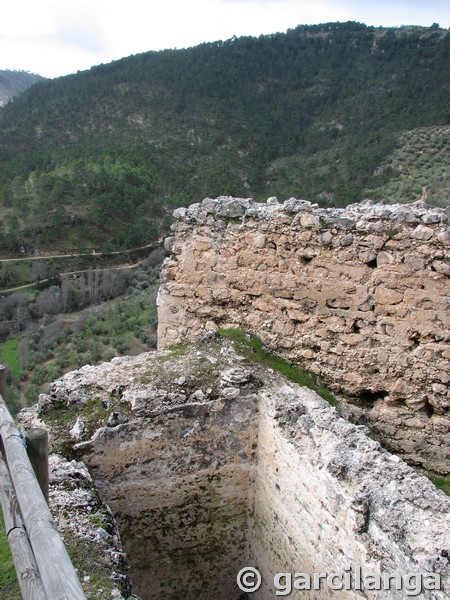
[48,455,136,599]
[158,197,450,473]
[25,340,450,599]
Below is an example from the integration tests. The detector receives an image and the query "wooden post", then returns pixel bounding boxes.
[0,364,6,402]
[0,364,6,459]
[26,429,49,503]
[0,396,86,599]
[0,452,47,600]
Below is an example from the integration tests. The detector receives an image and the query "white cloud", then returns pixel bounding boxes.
[0,0,106,76]
[90,0,350,58]
[0,0,448,78]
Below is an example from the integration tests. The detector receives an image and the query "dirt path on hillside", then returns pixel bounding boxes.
[0,241,158,263]
[1,259,150,294]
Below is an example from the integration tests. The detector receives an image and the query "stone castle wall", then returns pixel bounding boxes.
[158,197,450,473]
[32,342,450,599]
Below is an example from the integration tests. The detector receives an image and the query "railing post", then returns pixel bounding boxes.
[0,395,86,599]
[0,452,47,599]
[0,364,6,402]
[0,364,6,459]
[26,429,49,503]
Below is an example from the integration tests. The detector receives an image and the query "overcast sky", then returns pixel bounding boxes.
[1,0,448,78]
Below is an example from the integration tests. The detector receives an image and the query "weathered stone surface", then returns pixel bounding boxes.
[300,212,321,229]
[376,250,395,265]
[158,197,450,473]
[163,236,174,252]
[340,233,354,246]
[433,260,450,276]
[321,231,333,246]
[36,454,136,599]
[374,286,404,305]
[359,248,377,263]
[437,230,450,245]
[422,212,442,224]
[201,197,218,213]
[70,415,85,439]
[215,197,244,218]
[23,343,450,599]
[254,384,450,600]
[411,224,434,240]
[245,231,266,248]
[172,206,186,219]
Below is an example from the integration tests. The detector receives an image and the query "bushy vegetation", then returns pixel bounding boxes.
[0,23,448,253]
[0,261,161,414]
[365,126,450,206]
[218,328,338,406]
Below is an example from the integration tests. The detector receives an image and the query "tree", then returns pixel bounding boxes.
[33,287,62,318]
[30,260,48,283]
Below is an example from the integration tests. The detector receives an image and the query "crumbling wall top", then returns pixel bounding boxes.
[169,196,449,238]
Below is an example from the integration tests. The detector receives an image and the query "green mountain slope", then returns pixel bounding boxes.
[365,125,450,206]
[0,22,448,253]
[0,70,45,107]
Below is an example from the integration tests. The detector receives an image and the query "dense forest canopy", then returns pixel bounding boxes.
[0,22,449,253]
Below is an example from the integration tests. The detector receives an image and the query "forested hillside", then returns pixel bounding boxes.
[0,70,44,107]
[0,22,448,253]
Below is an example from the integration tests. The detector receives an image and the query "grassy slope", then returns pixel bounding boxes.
[0,338,21,378]
[0,516,21,599]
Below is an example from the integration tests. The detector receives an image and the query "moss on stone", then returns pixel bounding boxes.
[425,472,450,496]
[218,328,338,407]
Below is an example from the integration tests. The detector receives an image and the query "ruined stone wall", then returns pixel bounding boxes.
[31,341,450,599]
[158,197,450,473]
[252,386,449,600]
[52,351,259,600]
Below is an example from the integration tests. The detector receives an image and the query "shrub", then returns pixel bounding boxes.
[147,336,157,349]
[4,386,21,417]
[25,383,41,406]
[31,365,47,386]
